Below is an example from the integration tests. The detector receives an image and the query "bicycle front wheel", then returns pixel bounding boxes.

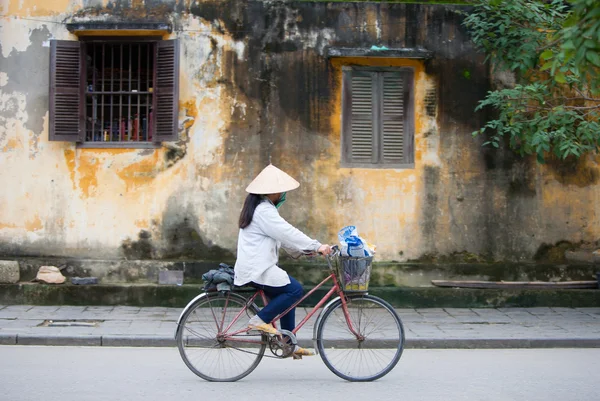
[316,294,405,382]
[176,292,267,382]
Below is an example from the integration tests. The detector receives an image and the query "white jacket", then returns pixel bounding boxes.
[234,200,322,287]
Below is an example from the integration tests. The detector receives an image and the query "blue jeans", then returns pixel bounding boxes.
[252,275,303,332]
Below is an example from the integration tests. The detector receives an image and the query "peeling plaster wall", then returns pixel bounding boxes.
[0,0,599,263]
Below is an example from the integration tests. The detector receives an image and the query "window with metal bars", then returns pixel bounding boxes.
[341,67,415,168]
[48,37,180,146]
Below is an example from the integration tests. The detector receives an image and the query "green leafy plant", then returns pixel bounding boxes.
[464,0,600,162]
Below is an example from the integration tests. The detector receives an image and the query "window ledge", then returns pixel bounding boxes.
[327,47,433,59]
[341,162,415,170]
[66,22,172,37]
[77,142,162,149]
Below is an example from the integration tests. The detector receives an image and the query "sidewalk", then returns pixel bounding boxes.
[1,305,599,348]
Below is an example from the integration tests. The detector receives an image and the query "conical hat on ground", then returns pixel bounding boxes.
[36,266,66,284]
[245,164,300,194]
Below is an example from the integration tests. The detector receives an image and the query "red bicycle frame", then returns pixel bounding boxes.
[223,270,362,342]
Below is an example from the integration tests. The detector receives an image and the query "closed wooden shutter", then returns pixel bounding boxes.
[154,39,180,142]
[342,67,414,167]
[342,68,377,164]
[49,40,83,142]
[381,71,409,163]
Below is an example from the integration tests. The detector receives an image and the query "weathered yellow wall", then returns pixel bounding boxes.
[1,0,599,263]
[322,58,431,260]
[0,1,249,259]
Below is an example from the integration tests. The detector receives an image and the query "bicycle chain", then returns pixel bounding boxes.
[221,334,294,359]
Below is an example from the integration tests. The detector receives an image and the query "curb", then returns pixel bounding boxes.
[102,335,176,347]
[2,335,599,348]
[406,338,600,349]
[0,333,17,345]
[17,334,101,346]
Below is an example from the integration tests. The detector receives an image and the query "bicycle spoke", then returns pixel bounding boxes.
[317,295,404,381]
[177,293,267,382]
[183,325,213,341]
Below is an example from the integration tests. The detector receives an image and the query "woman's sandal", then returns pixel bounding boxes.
[292,347,315,360]
[248,323,280,336]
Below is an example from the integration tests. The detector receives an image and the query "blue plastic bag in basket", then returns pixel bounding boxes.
[337,226,374,257]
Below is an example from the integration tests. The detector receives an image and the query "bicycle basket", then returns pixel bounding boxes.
[335,255,373,293]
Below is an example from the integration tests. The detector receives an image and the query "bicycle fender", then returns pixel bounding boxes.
[311,296,341,355]
[174,292,210,340]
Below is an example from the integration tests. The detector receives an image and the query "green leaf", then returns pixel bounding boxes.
[540,49,554,60]
[537,153,546,164]
[464,0,600,164]
[586,51,600,67]
[586,8,600,20]
[564,15,578,28]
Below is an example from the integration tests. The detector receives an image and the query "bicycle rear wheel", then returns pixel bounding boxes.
[176,292,267,382]
[316,294,404,382]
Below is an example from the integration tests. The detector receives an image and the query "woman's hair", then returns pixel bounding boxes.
[239,193,263,229]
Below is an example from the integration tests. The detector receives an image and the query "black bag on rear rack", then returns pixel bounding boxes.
[202,263,235,291]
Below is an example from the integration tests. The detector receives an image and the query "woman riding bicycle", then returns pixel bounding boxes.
[234,164,332,358]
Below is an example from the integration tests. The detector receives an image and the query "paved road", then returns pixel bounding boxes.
[2,305,600,347]
[1,346,598,401]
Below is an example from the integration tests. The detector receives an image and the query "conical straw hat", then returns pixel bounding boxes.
[245,164,300,194]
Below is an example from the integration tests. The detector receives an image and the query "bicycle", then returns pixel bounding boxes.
[174,246,405,382]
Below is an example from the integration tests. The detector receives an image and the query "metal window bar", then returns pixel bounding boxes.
[85,42,154,143]
[91,44,96,141]
[127,44,133,141]
[120,44,123,141]
[146,45,150,141]
[137,44,141,141]
[101,44,105,141]
[109,45,113,141]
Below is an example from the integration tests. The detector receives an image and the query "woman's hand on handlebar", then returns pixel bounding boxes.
[317,244,333,255]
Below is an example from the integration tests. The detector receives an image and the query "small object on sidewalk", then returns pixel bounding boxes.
[0,260,19,284]
[35,266,66,284]
[71,277,99,285]
[431,280,598,289]
[159,270,184,285]
[565,249,600,264]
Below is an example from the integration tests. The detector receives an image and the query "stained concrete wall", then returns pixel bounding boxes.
[0,0,598,263]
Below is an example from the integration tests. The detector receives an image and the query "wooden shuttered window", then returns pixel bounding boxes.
[154,39,180,142]
[341,67,414,168]
[49,40,84,141]
[49,38,180,143]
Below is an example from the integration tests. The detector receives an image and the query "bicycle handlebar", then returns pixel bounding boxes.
[301,245,340,269]
[325,245,340,270]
